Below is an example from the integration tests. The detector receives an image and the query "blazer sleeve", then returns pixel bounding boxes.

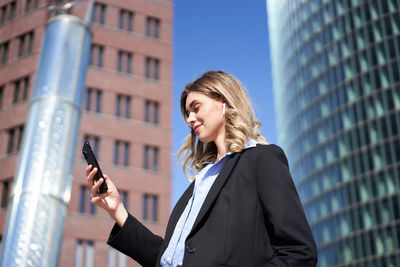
[107,212,163,267]
[256,145,318,266]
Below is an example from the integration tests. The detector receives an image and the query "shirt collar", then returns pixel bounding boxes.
[243,138,259,149]
[209,138,259,163]
[196,138,259,183]
[225,138,258,156]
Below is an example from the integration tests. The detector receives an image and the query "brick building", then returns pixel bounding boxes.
[0,0,173,266]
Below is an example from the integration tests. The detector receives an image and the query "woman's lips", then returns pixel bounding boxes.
[194,124,201,134]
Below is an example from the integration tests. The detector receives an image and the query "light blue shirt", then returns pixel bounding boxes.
[160,139,258,267]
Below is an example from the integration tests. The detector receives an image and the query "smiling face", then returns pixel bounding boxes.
[185,92,225,143]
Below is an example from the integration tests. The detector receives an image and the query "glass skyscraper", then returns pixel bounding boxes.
[267,0,400,266]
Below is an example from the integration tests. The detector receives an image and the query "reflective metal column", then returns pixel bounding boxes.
[0,15,91,267]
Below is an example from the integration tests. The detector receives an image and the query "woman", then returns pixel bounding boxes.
[86,71,318,266]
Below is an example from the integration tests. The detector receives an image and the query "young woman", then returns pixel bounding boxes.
[86,71,318,266]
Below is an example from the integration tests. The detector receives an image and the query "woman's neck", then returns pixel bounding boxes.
[214,135,228,162]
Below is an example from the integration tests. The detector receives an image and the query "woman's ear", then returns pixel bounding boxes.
[219,96,228,105]
[219,96,228,115]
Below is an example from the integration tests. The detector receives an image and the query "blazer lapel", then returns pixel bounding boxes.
[188,152,241,237]
[161,181,194,248]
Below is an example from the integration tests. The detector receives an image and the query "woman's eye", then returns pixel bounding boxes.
[194,106,199,112]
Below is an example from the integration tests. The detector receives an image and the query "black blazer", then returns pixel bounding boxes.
[108,144,318,266]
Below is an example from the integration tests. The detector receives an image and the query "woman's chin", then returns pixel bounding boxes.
[198,135,213,143]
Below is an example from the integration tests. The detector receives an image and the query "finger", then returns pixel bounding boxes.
[87,167,98,186]
[86,165,93,176]
[91,191,111,204]
[91,177,104,196]
[103,174,112,189]
[103,174,110,184]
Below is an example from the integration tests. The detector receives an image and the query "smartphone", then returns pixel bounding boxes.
[82,140,108,194]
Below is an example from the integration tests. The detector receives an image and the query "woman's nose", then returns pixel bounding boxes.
[186,112,195,125]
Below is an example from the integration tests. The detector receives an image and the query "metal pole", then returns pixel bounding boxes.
[0,14,91,267]
[84,0,94,25]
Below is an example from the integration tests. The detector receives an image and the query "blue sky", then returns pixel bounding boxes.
[172,0,277,205]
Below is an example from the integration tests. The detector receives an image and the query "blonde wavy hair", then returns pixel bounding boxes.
[178,71,267,178]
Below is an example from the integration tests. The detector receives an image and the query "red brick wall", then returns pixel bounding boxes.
[0,1,173,266]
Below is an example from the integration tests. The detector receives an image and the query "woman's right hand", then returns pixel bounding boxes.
[86,165,128,227]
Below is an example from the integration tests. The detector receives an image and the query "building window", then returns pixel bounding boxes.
[0,1,16,24]
[108,247,127,267]
[0,5,7,24]
[25,0,39,12]
[143,145,159,171]
[144,100,159,124]
[113,140,129,166]
[9,1,16,20]
[1,180,11,209]
[117,50,132,74]
[145,57,159,80]
[118,9,133,32]
[18,31,34,57]
[93,3,106,25]
[84,88,102,113]
[121,191,128,208]
[0,41,9,65]
[75,240,94,267]
[79,186,95,214]
[142,194,158,221]
[83,135,100,158]
[12,76,29,104]
[90,45,104,68]
[7,125,24,154]
[0,85,4,109]
[145,16,160,39]
[115,94,130,118]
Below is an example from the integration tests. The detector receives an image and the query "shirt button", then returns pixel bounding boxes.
[167,257,171,263]
[186,244,196,254]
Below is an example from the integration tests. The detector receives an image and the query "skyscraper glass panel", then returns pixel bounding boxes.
[267,1,400,266]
